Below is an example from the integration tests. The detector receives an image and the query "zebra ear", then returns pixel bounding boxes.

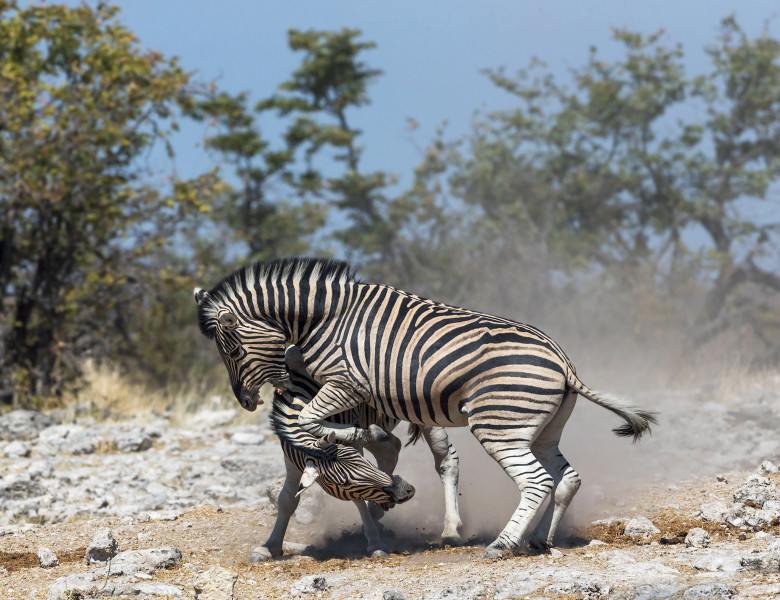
[193,287,210,305]
[296,461,320,497]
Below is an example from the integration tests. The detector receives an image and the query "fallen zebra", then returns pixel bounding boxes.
[250,346,461,560]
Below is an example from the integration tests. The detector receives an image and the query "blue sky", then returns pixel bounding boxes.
[107,0,780,188]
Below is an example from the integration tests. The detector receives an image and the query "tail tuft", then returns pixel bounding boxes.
[612,408,658,442]
[567,369,658,443]
[405,423,424,446]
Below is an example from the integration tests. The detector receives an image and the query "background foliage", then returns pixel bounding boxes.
[2,2,779,407]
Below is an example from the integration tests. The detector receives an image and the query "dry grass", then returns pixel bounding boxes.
[67,360,267,426]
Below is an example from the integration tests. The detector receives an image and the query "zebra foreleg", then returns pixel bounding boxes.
[420,426,463,545]
[353,500,389,557]
[528,391,581,551]
[298,382,388,444]
[249,457,303,562]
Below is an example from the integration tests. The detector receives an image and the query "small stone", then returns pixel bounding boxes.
[383,591,406,600]
[733,475,780,507]
[760,460,779,474]
[194,565,238,600]
[230,432,265,445]
[0,410,54,441]
[623,516,660,539]
[588,539,607,547]
[700,501,729,522]
[85,528,119,563]
[683,582,736,598]
[549,548,564,559]
[116,429,153,453]
[4,440,31,457]
[38,547,59,568]
[685,528,711,548]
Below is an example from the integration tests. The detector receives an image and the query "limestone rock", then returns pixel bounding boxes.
[85,527,119,563]
[194,565,238,600]
[733,475,780,507]
[685,527,712,548]
[0,410,54,441]
[623,516,660,539]
[38,547,59,568]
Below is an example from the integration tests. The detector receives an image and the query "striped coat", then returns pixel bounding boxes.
[196,257,656,557]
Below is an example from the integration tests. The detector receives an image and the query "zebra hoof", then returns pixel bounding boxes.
[248,546,276,562]
[368,424,390,443]
[483,544,514,560]
[527,537,552,553]
[369,548,389,558]
[441,534,464,547]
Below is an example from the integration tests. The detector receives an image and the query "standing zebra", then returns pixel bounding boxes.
[195,257,657,558]
[257,347,416,560]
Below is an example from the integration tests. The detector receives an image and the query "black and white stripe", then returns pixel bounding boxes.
[196,257,656,557]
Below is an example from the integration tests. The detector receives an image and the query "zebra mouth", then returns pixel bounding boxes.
[237,385,262,411]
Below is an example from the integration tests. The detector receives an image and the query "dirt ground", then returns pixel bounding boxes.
[3,472,780,600]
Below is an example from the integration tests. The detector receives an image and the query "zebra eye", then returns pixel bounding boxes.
[219,312,238,328]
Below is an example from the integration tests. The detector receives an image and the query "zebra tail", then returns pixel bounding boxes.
[566,370,658,442]
[405,423,424,447]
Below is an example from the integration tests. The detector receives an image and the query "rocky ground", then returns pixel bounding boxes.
[2,376,780,599]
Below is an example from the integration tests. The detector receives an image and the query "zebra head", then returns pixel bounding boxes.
[194,287,289,411]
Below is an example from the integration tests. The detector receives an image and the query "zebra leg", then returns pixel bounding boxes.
[420,426,463,545]
[298,382,387,443]
[528,391,581,551]
[353,499,389,557]
[249,457,303,562]
[364,431,403,522]
[468,411,555,559]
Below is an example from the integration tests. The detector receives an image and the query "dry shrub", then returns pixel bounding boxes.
[69,360,260,426]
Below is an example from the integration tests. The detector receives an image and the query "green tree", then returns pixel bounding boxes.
[259,28,432,286]
[187,90,325,261]
[0,1,219,404]
[423,18,780,358]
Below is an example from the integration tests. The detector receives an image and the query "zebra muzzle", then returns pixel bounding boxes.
[236,385,262,411]
[384,474,415,507]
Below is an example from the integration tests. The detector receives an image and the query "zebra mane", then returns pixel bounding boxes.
[197,257,356,339]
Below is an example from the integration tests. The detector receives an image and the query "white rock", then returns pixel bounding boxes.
[38,546,59,568]
[623,516,660,539]
[700,501,729,522]
[733,475,780,507]
[107,547,182,575]
[230,431,265,445]
[0,410,54,441]
[760,460,779,474]
[116,429,153,452]
[4,440,31,457]
[685,527,711,548]
[194,565,238,600]
[85,527,119,563]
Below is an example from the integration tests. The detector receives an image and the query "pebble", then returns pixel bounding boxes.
[38,546,59,568]
[623,516,660,539]
[685,528,712,548]
[193,565,238,600]
[86,527,119,563]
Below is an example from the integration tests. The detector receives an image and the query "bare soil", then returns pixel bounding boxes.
[4,473,780,599]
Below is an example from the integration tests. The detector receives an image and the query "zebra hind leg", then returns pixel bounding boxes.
[250,457,303,562]
[527,391,582,551]
[420,426,463,545]
[468,411,555,559]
